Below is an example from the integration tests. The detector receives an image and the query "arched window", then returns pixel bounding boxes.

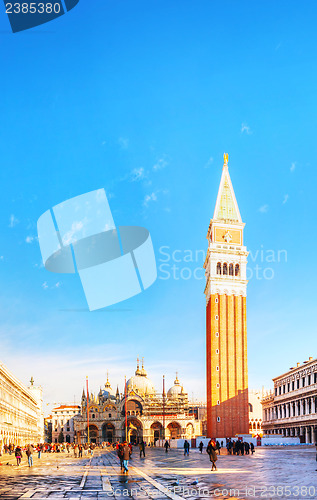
[223,263,228,275]
[92,414,95,419]
[229,264,234,276]
[216,262,222,275]
[249,403,253,412]
[235,264,240,276]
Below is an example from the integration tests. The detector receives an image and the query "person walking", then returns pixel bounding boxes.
[122,441,131,473]
[215,441,220,455]
[227,439,233,455]
[184,440,190,456]
[250,442,255,455]
[15,446,22,466]
[139,440,145,458]
[79,445,83,458]
[164,440,170,453]
[206,440,218,471]
[199,441,204,454]
[26,444,34,467]
[117,443,124,471]
[240,441,245,456]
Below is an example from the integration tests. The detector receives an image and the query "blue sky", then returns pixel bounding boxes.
[1,0,317,410]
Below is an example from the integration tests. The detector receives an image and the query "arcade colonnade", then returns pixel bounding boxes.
[76,418,196,445]
[0,363,44,447]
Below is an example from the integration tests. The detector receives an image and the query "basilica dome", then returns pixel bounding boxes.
[167,373,183,399]
[126,360,155,396]
[98,372,116,401]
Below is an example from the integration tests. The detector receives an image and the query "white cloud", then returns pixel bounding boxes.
[118,137,129,149]
[143,192,157,207]
[131,167,145,181]
[34,262,44,269]
[62,220,85,246]
[290,162,296,172]
[282,194,289,204]
[42,282,48,289]
[153,158,168,171]
[0,256,4,261]
[9,214,19,228]
[259,204,269,213]
[54,282,61,288]
[204,157,214,168]
[241,123,252,134]
[25,235,35,244]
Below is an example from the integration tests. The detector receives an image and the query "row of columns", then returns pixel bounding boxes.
[265,397,317,420]
[265,426,316,443]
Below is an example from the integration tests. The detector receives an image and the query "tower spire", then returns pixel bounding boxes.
[223,152,229,167]
[213,152,242,223]
[204,154,249,439]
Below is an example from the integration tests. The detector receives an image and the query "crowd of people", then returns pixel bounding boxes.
[226,438,255,455]
[1,438,256,471]
[0,442,98,467]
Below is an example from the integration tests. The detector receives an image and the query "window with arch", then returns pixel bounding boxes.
[223,263,228,275]
[216,262,222,275]
[235,264,240,276]
[229,263,234,276]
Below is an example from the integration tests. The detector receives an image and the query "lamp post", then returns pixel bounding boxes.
[162,375,166,443]
[125,376,128,442]
[86,376,90,445]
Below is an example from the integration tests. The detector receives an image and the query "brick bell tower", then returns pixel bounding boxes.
[204,153,249,438]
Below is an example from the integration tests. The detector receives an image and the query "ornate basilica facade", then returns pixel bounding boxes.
[74,360,200,445]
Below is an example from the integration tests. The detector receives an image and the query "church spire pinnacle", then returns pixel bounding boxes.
[105,370,112,390]
[223,152,229,167]
[213,153,242,223]
[135,357,141,376]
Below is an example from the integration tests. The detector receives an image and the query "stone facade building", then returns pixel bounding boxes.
[50,404,81,443]
[74,361,201,445]
[204,153,249,438]
[262,357,317,443]
[249,389,264,437]
[0,363,44,447]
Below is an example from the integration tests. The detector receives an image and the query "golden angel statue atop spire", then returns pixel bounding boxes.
[224,153,229,165]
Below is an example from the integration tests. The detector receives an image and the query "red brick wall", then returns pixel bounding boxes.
[206,293,249,438]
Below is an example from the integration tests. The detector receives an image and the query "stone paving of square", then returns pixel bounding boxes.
[0,446,316,500]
